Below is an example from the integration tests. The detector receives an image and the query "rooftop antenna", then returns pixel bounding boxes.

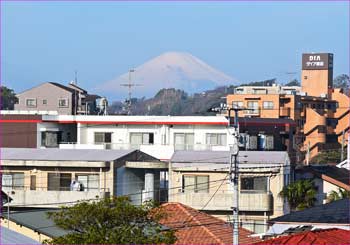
[74,70,78,85]
[120,69,142,115]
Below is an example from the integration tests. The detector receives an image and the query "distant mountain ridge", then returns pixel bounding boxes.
[95,51,239,99]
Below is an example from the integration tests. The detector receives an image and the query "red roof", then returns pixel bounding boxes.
[255,228,350,245]
[159,202,260,245]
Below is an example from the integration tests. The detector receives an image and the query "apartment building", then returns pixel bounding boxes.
[168,150,291,234]
[1,148,165,208]
[227,53,349,160]
[14,82,107,115]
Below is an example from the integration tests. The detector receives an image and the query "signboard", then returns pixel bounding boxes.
[302,53,333,70]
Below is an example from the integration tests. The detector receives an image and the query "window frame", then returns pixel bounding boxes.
[174,133,195,150]
[58,98,69,108]
[130,132,155,146]
[262,101,274,109]
[206,133,227,146]
[1,172,25,190]
[26,98,37,108]
[240,176,268,193]
[183,175,209,193]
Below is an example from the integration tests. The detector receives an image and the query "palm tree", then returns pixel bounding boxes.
[327,188,350,203]
[279,179,317,211]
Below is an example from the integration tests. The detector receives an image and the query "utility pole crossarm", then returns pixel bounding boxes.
[209,103,248,245]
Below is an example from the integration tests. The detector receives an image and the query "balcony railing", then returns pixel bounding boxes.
[172,191,272,212]
[59,143,230,151]
[5,187,110,208]
[244,108,260,116]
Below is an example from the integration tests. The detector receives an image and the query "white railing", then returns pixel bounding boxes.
[5,188,110,208]
[173,191,272,211]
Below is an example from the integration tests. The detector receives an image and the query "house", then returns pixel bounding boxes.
[159,202,261,244]
[14,82,105,115]
[0,113,297,161]
[296,165,350,205]
[266,198,350,236]
[1,148,166,207]
[168,150,291,233]
[226,53,349,160]
[255,228,350,245]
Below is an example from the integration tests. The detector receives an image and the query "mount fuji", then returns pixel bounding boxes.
[95,51,239,99]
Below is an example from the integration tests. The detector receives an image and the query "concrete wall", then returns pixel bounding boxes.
[169,166,289,220]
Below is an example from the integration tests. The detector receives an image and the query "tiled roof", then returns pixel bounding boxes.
[270,198,350,224]
[160,202,260,245]
[255,228,350,245]
[306,165,350,190]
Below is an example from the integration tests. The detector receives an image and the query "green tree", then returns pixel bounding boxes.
[311,149,346,164]
[279,179,317,211]
[0,86,18,110]
[326,188,350,203]
[285,79,300,86]
[333,74,350,94]
[44,197,176,244]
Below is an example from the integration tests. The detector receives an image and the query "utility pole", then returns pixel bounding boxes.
[209,104,244,245]
[120,69,142,115]
[341,130,345,162]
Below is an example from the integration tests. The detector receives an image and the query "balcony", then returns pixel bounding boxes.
[244,108,260,116]
[173,191,272,212]
[279,107,290,117]
[5,188,110,208]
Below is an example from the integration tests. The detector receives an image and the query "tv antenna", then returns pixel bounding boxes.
[120,69,142,115]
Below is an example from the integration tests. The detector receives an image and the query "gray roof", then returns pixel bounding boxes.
[270,199,350,224]
[171,150,289,164]
[1,226,40,244]
[1,148,134,161]
[6,209,70,238]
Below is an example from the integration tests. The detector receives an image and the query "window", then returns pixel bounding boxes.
[41,131,61,147]
[30,175,36,190]
[76,174,99,191]
[43,99,47,105]
[58,98,69,108]
[263,101,274,109]
[26,99,37,107]
[241,176,268,192]
[130,133,154,147]
[94,132,112,143]
[247,101,259,114]
[1,173,25,191]
[48,173,71,191]
[206,133,227,146]
[174,133,194,150]
[183,175,209,193]
[232,101,243,108]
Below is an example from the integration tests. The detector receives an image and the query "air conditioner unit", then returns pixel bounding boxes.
[320,93,328,98]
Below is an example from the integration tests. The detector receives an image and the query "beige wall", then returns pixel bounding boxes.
[15,83,73,114]
[2,163,113,207]
[1,220,51,243]
[169,167,288,221]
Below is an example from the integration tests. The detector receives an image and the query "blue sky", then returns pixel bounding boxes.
[1,1,349,100]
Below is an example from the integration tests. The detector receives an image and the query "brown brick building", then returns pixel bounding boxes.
[227,53,349,162]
